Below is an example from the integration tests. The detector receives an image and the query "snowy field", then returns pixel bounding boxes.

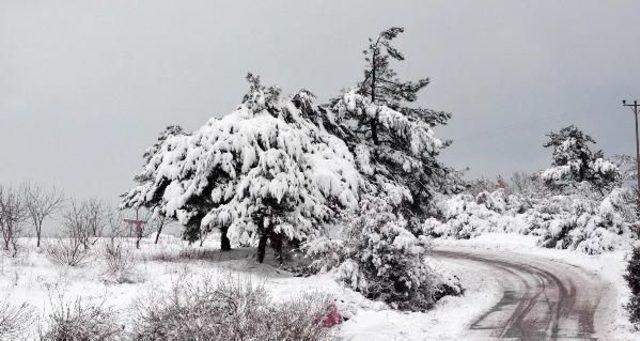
[0,233,507,340]
[4,232,637,340]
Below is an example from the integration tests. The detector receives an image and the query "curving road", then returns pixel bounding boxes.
[432,247,616,340]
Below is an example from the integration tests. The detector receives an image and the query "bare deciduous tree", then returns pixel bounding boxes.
[23,182,64,247]
[0,186,27,256]
[62,198,106,249]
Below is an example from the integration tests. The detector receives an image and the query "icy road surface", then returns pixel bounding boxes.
[432,247,616,340]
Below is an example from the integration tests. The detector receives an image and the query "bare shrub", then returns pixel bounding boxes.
[0,300,32,339]
[40,298,123,341]
[45,236,90,267]
[269,293,334,340]
[63,198,107,250]
[132,276,333,341]
[102,239,135,283]
[140,248,217,263]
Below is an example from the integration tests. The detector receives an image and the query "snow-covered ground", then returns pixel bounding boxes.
[340,257,502,340]
[1,232,637,340]
[0,233,501,340]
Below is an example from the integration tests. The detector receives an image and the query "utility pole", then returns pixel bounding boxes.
[622,99,640,216]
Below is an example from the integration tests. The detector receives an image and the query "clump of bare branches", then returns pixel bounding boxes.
[0,300,32,340]
[23,182,64,248]
[45,198,108,266]
[40,298,123,341]
[100,210,138,283]
[0,185,28,257]
[45,235,90,267]
[63,198,107,250]
[102,239,136,283]
[132,276,333,341]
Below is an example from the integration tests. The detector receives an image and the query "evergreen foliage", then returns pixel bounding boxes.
[328,27,463,231]
[541,125,619,193]
[626,243,640,328]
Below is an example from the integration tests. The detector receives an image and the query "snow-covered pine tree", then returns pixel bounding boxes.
[122,74,361,262]
[541,125,619,193]
[328,27,462,229]
[304,27,463,310]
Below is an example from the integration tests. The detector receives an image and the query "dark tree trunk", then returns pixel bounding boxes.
[371,117,379,145]
[36,234,41,248]
[220,227,231,251]
[256,234,268,263]
[154,224,163,244]
[270,233,284,264]
[135,224,143,249]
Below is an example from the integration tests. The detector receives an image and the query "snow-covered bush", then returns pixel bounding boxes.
[625,242,640,329]
[429,185,634,254]
[427,124,634,254]
[40,299,123,341]
[0,301,31,340]
[533,187,633,254]
[423,190,528,239]
[132,276,334,341]
[308,197,461,311]
[122,74,360,262]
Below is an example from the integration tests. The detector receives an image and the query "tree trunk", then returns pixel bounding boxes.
[271,233,284,264]
[371,117,379,145]
[136,229,142,249]
[154,224,163,244]
[199,231,206,247]
[256,234,268,263]
[220,227,231,251]
[36,233,41,248]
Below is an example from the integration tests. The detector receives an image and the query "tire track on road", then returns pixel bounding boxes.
[432,249,609,340]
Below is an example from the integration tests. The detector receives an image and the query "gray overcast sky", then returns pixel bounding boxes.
[2,0,640,205]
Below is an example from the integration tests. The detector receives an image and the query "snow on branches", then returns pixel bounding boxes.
[122,74,361,261]
[541,125,620,192]
[307,196,461,311]
[329,88,459,231]
[427,183,635,254]
[323,26,462,230]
